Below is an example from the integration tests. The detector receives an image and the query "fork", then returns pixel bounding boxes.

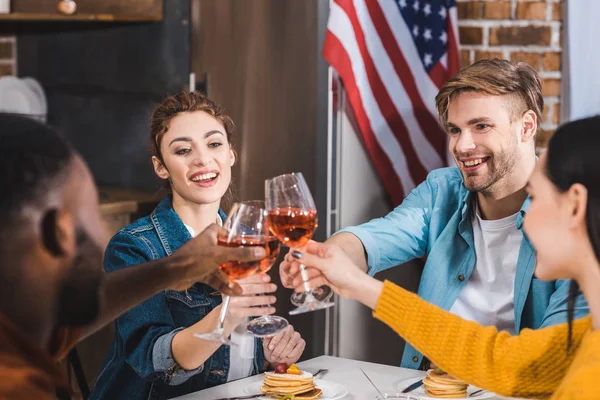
[469,389,485,397]
[313,368,328,379]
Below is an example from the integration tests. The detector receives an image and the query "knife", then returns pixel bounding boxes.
[401,378,424,393]
[360,368,385,398]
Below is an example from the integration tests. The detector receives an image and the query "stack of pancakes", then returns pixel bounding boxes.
[261,370,322,399]
[423,369,469,398]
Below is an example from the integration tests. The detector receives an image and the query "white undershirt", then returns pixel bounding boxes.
[226,323,256,381]
[449,204,522,334]
[184,221,256,381]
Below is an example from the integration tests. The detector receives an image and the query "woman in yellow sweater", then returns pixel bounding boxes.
[289,116,600,399]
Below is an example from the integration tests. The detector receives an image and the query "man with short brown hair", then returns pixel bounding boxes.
[281,59,589,369]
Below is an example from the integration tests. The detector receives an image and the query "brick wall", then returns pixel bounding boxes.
[457,0,563,149]
[0,36,16,77]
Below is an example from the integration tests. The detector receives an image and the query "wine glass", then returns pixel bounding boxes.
[265,172,334,315]
[246,234,289,337]
[194,201,269,345]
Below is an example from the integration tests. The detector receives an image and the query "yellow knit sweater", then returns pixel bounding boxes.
[373,281,600,399]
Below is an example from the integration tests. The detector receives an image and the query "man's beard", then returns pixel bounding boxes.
[55,228,104,327]
[460,138,519,195]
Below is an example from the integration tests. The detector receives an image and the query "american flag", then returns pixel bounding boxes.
[323,0,461,204]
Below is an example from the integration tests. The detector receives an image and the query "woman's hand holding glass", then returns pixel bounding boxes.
[225,274,277,328]
[265,172,334,314]
[246,235,290,337]
[280,250,331,291]
[194,201,271,345]
[288,241,384,310]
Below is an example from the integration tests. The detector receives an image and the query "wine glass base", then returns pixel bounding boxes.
[289,300,335,315]
[194,329,235,346]
[246,315,289,338]
[291,285,333,307]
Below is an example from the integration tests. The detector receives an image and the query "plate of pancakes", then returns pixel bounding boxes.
[395,369,494,399]
[244,369,348,400]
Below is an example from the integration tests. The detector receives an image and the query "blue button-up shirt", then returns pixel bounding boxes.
[339,167,589,369]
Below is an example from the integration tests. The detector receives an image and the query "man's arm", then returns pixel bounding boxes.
[81,255,184,340]
[325,232,369,272]
[539,279,589,329]
[280,174,439,288]
[81,224,264,340]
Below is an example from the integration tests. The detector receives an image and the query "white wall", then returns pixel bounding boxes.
[336,110,390,361]
[563,1,600,121]
[336,110,423,366]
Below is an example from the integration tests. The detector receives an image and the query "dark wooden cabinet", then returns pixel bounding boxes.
[17,1,189,192]
[1,0,162,21]
[191,0,330,360]
[192,0,327,203]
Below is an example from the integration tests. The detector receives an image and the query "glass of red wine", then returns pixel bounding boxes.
[245,233,290,337]
[265,172,334,315]
[194,201,269,344]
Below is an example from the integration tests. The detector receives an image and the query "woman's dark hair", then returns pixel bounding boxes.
[545,115,600,350]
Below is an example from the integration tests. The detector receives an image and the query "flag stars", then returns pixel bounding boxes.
[394,0,453,72]
[439,6,447,19]
[423,3,432,16]
[439,31,447,44]
[424,53,433,67]
[423,28,432,41]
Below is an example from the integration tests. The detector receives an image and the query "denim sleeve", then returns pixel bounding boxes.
[153,328,203,385]
[336,175,435,276]
[105,232,203,385]
[539,279,590,328]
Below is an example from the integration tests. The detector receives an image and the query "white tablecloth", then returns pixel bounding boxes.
[173,355,508,400]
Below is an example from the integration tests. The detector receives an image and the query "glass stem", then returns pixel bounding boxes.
[261,293,272,309]
[298,262,312,293]
[217,295,231,331]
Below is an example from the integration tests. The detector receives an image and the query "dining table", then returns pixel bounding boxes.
[172,355,511,400]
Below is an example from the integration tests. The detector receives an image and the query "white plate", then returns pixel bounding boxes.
[0,76,38,115]
[395,378,495,400]
[22,77,47,117]
[244,378,348,400]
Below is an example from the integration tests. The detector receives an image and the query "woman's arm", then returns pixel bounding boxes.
[293,242,591,398]
[171,274,277,370]
[374,281,589,398]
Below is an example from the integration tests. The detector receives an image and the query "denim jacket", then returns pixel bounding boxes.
[90,197,265,400]
[339,167,589,369]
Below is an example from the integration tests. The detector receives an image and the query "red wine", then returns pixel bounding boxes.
[267,208,318,248]
[260,236,281,272]
[217,236,264,279]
